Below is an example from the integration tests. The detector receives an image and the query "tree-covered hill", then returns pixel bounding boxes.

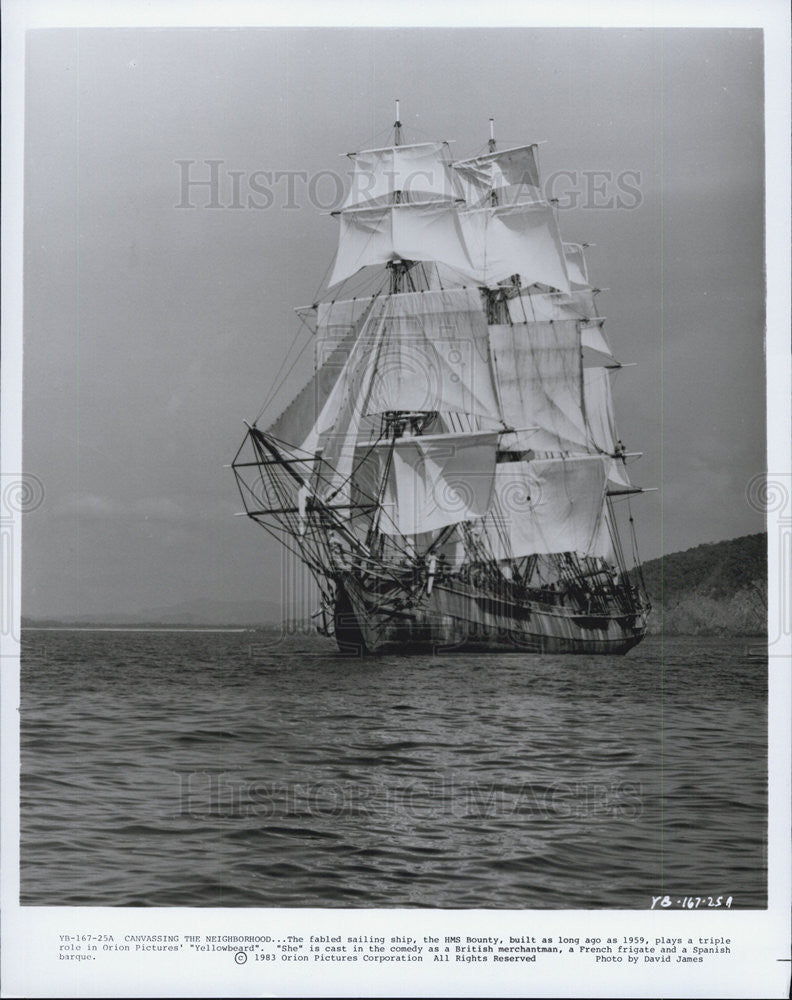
[631,533,767,636]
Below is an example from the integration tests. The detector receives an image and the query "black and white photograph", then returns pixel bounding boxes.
[2,1,790,997]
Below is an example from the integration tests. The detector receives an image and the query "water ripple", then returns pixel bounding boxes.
[20,632,766,908]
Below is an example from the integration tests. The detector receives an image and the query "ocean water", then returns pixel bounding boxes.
[20,631,766,908]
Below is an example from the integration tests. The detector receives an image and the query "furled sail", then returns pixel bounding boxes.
[490,320,587,453]
[353,430,498,537]
[479,455,611,560]
[459,203,570,291]
[329,202,473,287]
[453,144,542,207]
[342,141,461,209]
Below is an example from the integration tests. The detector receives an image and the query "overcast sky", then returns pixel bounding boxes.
[21,25,767,618]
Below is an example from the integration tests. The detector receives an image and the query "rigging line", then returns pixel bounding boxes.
[331,263,388,302]
[566,551,586,594]
[489,494,514,564]
[517,288,529,325]
[295,306,317,339]
[255,326,315,425]
[312,249,336,303]
[246,516,328,583]
[338,271,377,300]
[323,200,405,298]
[254,326,307,423]
[608,498,628,571]
[394,121,450,143]
[262,282,386,432]
[254,296,331,424]
[473,519,497,568]
[316,455,413,586]
[388,122,449,148]
[464,140,491,160]
[322,306,391,506]
[424,522,457,558]
[366,433,397,542]
[585,476,610,555]
[323,420,394,524]
[627,496,648,591]
[246,437,293,526]
[592,285,603,320]
[355,123,394,149]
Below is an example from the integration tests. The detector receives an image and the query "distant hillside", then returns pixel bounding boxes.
[23,535,767,636]
[632,533,767,636]
[22,598,285,629]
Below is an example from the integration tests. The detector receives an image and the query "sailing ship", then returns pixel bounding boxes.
[232,108,651,654]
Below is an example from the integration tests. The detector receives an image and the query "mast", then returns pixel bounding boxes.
[232,115,651,651]
[391,101,405,293]
[329,126,471,288]
[488,118,498,206]
[392,101,405,294]
[387,259,411,294]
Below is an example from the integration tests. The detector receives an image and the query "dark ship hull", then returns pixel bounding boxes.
[333,572,648,656]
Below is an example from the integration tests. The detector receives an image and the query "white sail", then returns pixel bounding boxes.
[481,455,610,560]
[580,318,612,360]
[505,295,612,365]
[342,142,460,209]
[312,287,502,500]
[268,296,382,455]
[279,288,500,481]
[453,144,542,208]
[233,123,651,656]
[459,203,570,291]
[310,295,394,496]
[361,288,500,420]
[316,296,374,358]
[266,327,357,455]
[490,320,587,453]
[353,431,498,537]
[563,242,589,287]
[583,367,617,454]
[583,367,631,487]
[507,288,598,323]
[329,202,473,287]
